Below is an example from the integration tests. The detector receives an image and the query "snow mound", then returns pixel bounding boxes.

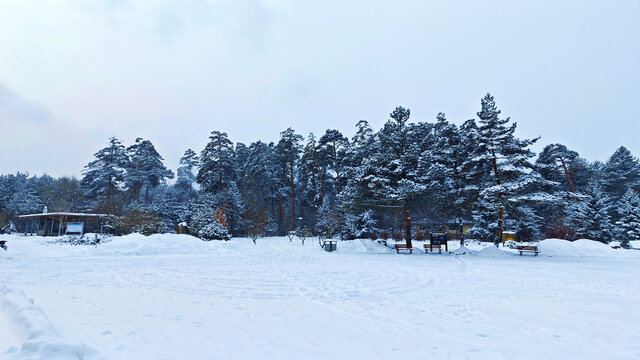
[451,245,473,255]
[90,233,212,256]
[538,239,624,257]
[0,286,99,360]
[474,245,509,257]
[336,239,394,254]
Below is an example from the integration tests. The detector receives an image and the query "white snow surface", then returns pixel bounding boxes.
[1,234,639,360]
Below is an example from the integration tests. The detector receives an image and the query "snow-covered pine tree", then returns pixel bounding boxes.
[343,209,378,239]
[601,146,640,223]
[367,106,425,248]
[197,131,237,193]
[298,133,323,228]
[276,128,303,233]
[151,185,191,233]
[196,131,246,237]
[5,175,44,218]
[318,129,349,194]
[536,144,580,193]
[316,201,340,239]
[126,138,174,203]
[175,149,199,198]
[616,188,640,248]
[421,113,476,245]
[243,141,280,230]
[81,137,129,213]
[533,144,590,238]
[341,120,378,218]
[120,201,163,235]
[466,94,544,244]
[190,194,231,240]
[567,183,614,242]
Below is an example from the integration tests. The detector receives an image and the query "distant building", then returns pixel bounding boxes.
[19,212,113,236]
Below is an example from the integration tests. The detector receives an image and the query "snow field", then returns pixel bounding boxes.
[1,234,639,360]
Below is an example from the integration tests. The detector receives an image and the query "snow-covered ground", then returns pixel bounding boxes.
[1,234,639,360]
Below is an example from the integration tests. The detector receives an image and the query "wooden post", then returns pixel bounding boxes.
[50,217,55,236]
[58,216,63,236]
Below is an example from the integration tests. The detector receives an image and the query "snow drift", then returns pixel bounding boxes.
[538,238,632,257]
[0,286,99,360]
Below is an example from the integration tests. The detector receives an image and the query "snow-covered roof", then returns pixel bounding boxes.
[18,212,113,219]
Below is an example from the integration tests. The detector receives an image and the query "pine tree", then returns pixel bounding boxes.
[126,138,174,203]
[175,149,199,197]
[616,189,640,248]
[466,94,544,244]
[367,106,425,248]
[276,128,303,232]
[242,141,279,231]
[197,131,236,193]
[298,133,323,229]
[5,175,44,217]
[191,194,231,240]
[601,146,640,208]
[536,144,580,193]
[567,183,614,242]
[341,120,378,216]
[318,129,349,194]
[316,201,340,239]
[81,137,129,213]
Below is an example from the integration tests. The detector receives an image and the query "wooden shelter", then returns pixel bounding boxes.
[19,212,112,236]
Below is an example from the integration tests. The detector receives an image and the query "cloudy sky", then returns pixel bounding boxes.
[0,0,638,177]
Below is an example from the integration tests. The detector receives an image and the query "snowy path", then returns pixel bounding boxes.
[1,235,639,359]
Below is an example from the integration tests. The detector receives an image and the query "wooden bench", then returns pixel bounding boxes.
[0,240,6,251]
[394,244,413,254]
[516,245,538,256]
[424,243,445,254]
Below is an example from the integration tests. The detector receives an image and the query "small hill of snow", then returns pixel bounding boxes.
[538,238,631,257]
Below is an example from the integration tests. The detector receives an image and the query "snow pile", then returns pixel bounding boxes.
[1,286,99,360]
[538,238,626,257]
[474,245,509,257]
[90,233,212,256]
[335,239,394,254]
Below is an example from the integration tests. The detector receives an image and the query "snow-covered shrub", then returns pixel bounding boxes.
[198,220,230,241]
[118,202,163,235]
[191,203,231,241]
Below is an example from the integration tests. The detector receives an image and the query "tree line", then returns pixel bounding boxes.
[2,93,639,247]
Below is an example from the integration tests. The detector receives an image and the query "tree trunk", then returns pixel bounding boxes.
[289,157,296,232]
[319,167,326,207]
[278,169,286,235]
[491,147,503,247]
[332,140,342,193]
[403,201,412,248]
[559,157,575,193]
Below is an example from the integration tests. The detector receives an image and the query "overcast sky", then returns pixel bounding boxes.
[0,0,638,178]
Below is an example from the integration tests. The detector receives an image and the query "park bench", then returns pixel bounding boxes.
[0,240,7,251]
[516,245,538,256]
[424,243,445,254]
[394,244,413,254]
